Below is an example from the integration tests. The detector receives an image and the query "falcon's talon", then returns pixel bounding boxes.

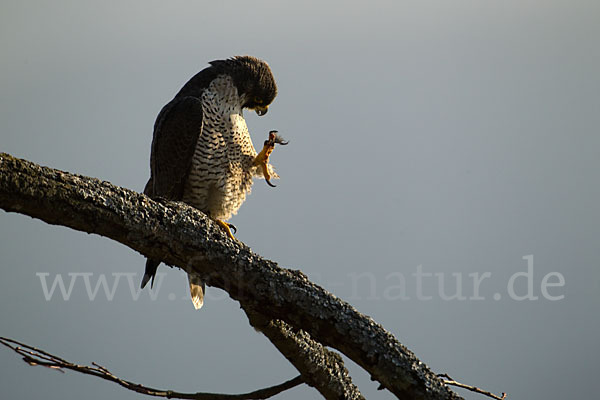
[228,222,237,234]
[271,133,289,146]
[265,179,277,187]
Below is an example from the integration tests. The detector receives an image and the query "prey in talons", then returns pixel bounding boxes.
[253,130,288,187]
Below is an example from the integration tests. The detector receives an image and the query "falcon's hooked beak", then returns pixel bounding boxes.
[254,106,269,116]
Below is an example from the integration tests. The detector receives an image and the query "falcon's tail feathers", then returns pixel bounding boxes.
[188,274,206,310]
[141,258,160,289]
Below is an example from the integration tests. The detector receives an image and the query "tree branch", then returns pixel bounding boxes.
[0,152,461,400]
[0,337,303,399]
[244,310,365,400]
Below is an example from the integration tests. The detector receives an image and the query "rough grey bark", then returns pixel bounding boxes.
[0,153,461,400]
[244,310,365,400]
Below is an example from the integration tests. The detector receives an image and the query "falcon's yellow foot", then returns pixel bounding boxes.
[215,220,237,240]
[253,130,288,187]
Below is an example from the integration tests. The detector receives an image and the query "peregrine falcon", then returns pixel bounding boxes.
[140,56,284,309]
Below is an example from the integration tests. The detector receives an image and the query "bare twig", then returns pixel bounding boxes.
[0,337,303,400]
[438,374,507,400]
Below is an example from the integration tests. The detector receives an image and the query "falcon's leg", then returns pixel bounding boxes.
[253,130,288,187]
[205,210,237,240]
[215,219,237,240]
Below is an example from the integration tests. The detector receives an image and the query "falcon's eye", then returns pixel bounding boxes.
[254,97,264,105]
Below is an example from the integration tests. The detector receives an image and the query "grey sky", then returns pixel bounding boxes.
[1,1,599,399]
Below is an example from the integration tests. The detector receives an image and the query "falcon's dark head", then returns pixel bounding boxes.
[210,56,277,116]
